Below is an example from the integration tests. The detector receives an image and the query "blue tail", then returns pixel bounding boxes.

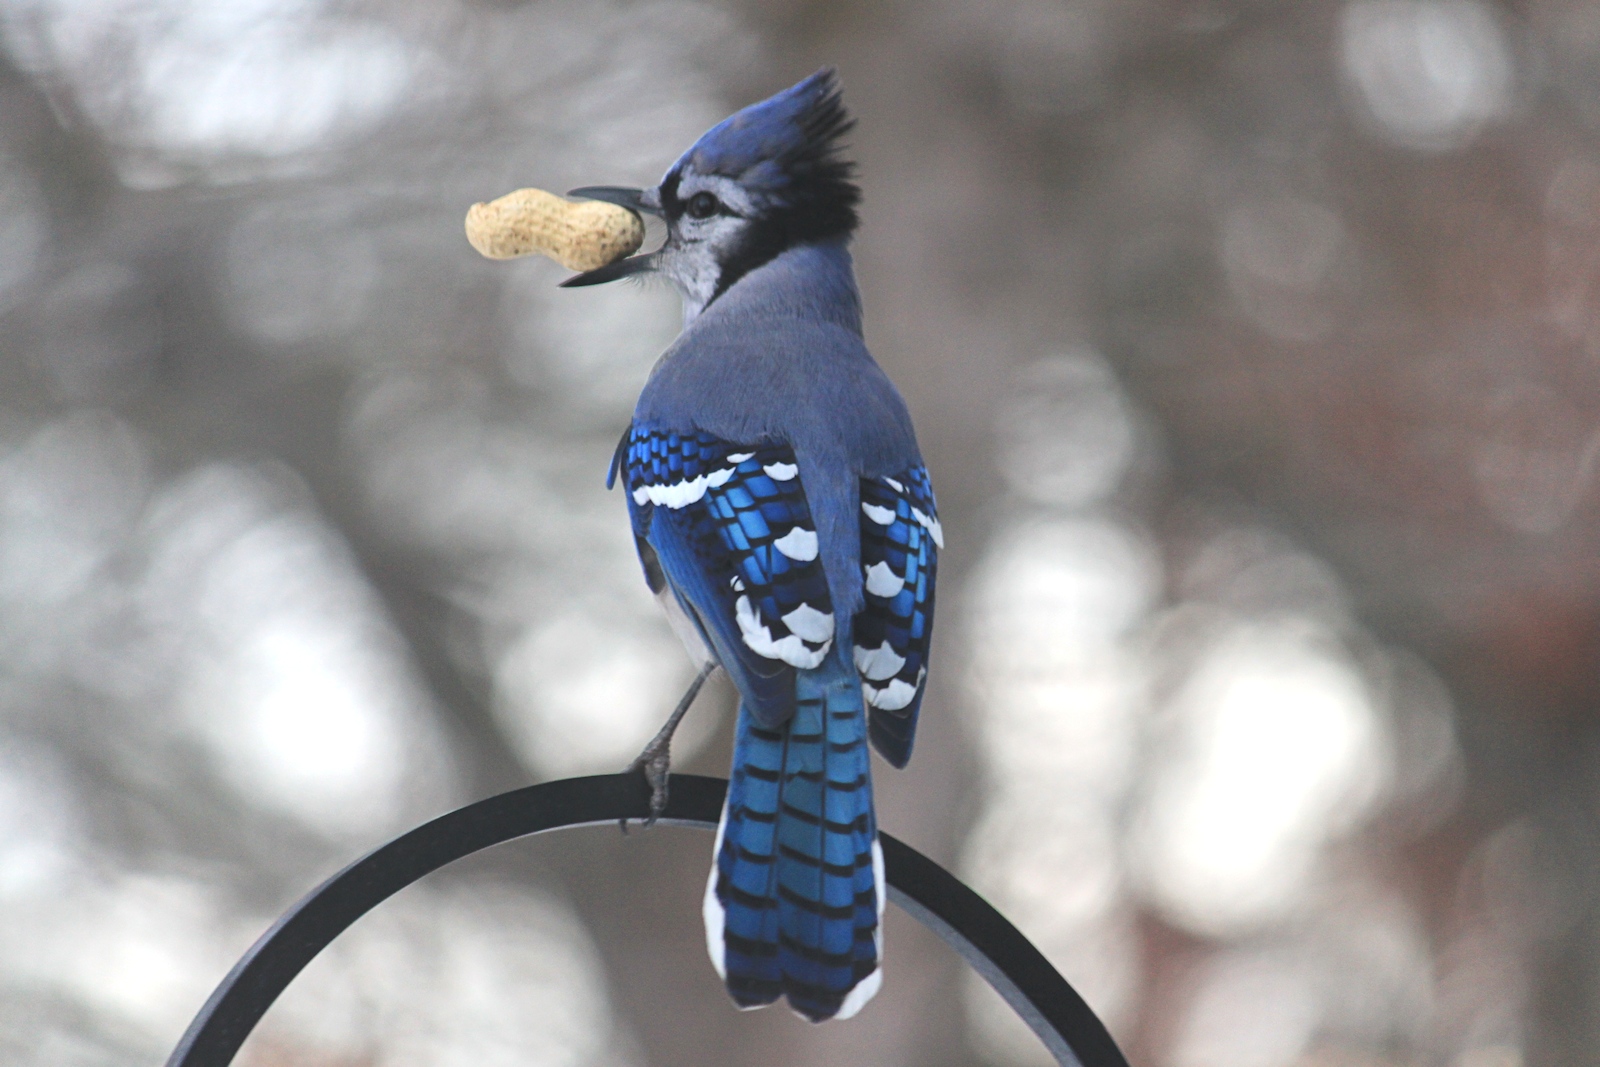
[704,646,883,1021]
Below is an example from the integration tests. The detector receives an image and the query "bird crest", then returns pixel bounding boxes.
[664,67,860,242]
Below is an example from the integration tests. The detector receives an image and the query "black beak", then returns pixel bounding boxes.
[559,251,658,287]
[560,186,662,287]
[566,186,661,217]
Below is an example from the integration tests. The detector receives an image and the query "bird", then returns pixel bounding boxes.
[562,68,940,1023]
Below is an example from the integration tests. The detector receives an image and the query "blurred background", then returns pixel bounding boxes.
[0,0,1594,1064]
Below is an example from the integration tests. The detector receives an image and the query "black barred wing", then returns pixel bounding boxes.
[855,468,940,767]
[619,424,835,728]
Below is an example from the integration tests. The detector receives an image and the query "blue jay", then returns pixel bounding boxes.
[564,69,939,1022]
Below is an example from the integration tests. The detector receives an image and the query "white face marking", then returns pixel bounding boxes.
[863,560,905,598]
[655,168,760,324]
[679,173,758,215]
[772,526,819,561]
[862,502,895,526]
[853,639,906,681]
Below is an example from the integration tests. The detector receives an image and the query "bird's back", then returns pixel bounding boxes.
[636,240,920,479]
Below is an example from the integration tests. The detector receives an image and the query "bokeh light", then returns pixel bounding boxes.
[1130,618,1391,936]
[1340,0,1514,152]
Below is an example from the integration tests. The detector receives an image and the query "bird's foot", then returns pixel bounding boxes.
[621,738,672,832]
[618,660,716,834]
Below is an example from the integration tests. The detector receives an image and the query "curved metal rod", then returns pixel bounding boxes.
[165,774,1129,1067]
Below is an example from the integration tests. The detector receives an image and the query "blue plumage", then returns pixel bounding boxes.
[666,69,857,220]
[618,428,835,727]
[577,68,939,1021]
[856,470,941,768]
[712,647,879,1020]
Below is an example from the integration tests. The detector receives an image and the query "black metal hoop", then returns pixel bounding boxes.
[165,774,1129,1067]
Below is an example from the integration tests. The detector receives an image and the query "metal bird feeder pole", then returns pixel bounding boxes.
[164,773,1130,1067]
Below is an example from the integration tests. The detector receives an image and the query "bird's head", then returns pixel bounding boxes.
[562,68,859,319]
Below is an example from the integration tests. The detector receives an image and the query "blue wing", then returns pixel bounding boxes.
[615,424,939,754]
[854,469,940,767]
[617,423,835,729]
[613,425,936,1020]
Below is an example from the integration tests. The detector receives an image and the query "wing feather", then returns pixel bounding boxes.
[854,468,939,766]
[623,424,835,728]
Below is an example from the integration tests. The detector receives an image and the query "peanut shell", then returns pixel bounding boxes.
[464,188,644,271]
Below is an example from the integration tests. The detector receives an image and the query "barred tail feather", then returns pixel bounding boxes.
[704,651,884,1021]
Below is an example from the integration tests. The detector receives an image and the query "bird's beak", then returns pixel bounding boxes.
[561,186,662,286]
[559,250,658,287]
[567,186,661,217]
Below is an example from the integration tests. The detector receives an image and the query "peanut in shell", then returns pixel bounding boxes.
[464,188,644,271]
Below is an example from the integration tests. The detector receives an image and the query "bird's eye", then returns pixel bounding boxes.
[685,192,720,220]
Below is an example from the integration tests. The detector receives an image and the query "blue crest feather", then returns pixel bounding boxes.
[664,68,859,239]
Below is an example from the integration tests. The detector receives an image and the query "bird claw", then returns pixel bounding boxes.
[621,742,671,833]
[617,660,716,834]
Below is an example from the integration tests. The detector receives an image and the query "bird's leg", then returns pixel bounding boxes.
[622,660,718,832]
